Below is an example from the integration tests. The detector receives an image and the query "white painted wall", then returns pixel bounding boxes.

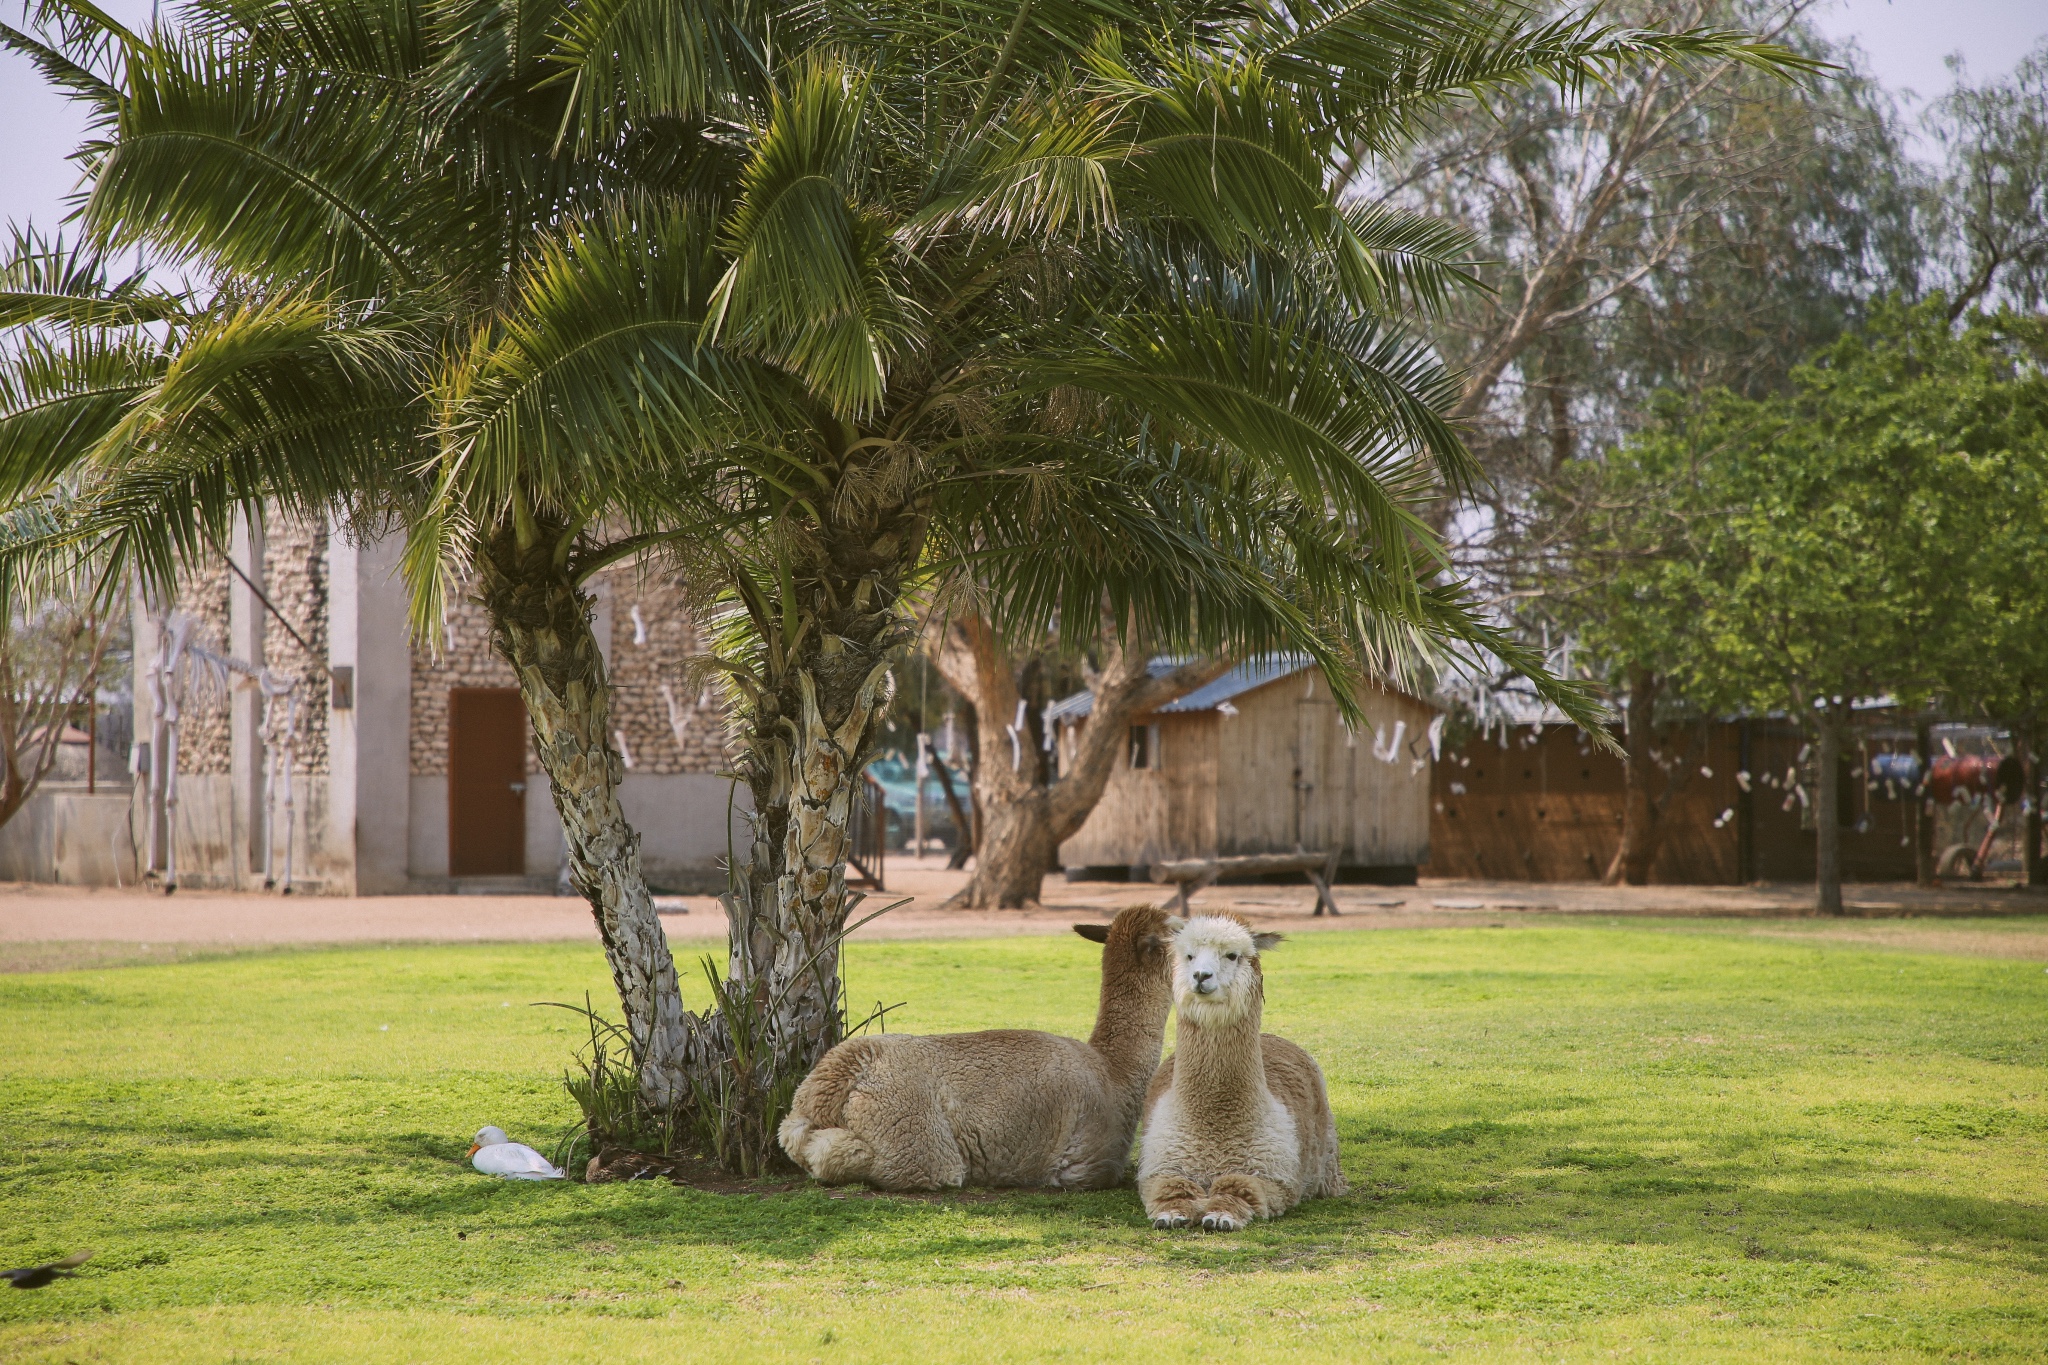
[0,786,140,885]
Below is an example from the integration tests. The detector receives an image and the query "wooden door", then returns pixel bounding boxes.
[1295,695,1340,854]
[449,688,527,876]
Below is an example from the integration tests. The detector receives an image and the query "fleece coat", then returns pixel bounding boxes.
[1138,914,1346,1230]
[778,904,1174,1190]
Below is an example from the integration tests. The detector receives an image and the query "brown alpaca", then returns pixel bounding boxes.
[1138,914,1345,1230]
[777,905,1174,1190]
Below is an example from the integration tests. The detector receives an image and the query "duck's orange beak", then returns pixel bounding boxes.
[467,1144,481,1157]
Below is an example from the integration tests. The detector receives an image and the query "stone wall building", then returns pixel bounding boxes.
[120,513,743,894]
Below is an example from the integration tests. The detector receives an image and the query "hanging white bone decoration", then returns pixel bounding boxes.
[1006,699,1027,771]
[256,667,303,893]
[1427,713,1446,760]
[1216,700,1238,717]
[1700,767,1713,779]
[1449,781,1467,796]
[629,604,648,646]
[614,730,635,770]
[660,683,693,749]
[1372,720,1406,764]
[1941,738,1958,758]
[1736,770,1752,791]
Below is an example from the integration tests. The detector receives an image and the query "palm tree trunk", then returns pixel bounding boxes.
[725,659,894,1085]
[475,527,699,1108]
[1604,666,1661,886]
[1815,701,1844,914]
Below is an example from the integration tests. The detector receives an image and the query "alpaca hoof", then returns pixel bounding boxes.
[1200,1210,1244,1232]
[1151,1211,1190,1229]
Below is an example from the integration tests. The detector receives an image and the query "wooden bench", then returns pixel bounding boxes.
[1147,850,1343,917]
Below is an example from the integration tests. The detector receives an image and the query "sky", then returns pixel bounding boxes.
[0,0,2045,239]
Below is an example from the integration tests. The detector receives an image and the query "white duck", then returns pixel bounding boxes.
[468,1126,566,1180]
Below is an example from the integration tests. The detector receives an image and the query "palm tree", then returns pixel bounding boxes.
[3,0,771,1123]
[2,0,1805,1170]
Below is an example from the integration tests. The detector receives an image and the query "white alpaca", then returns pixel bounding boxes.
[1138,914,1346,1230]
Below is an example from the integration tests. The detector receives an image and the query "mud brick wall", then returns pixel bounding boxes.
[167,561,233,775]
[407,568,732,778]
[601,568,732,776]
[263,516,330,775]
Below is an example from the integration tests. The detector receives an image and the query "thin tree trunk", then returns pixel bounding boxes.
[2018,725,2042,887]
[928,751,973,868]
[1816,701,1844,914]
[1914,717,1935,886]
[476,526,699,1109]
[1604,665,1662,886]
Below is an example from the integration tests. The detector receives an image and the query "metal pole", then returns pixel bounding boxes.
[85,610,96,795]
[914,731,928,858]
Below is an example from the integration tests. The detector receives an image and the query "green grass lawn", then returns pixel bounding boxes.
[1,919,2044,1362]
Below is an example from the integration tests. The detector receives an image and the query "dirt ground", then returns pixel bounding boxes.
[3,854,2044,971]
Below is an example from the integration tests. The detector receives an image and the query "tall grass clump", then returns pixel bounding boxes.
[551,959,898,1178]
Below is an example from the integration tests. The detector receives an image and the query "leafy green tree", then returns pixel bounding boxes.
[1922,315,2048,883]
[1545,412,1738,882]
[1599,300,2038,909]
[3,0,1791,1166]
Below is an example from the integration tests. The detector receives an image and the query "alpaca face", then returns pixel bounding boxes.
[1167,916,1268,1022]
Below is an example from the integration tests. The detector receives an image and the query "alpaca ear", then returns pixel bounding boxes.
[1072,924,1111,943]
[1251,932,1285,952]
[1163,915,1188,934]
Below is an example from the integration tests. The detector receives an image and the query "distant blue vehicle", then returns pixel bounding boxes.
[866,754,959,849]
[1869,752,1921,796]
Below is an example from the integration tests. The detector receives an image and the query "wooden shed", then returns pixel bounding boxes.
[1054,659,1440,883]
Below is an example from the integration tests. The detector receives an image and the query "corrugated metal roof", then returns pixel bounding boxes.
[1044,654,1316,723]
[1042,657,1189,725]
[1154,655,1313,712]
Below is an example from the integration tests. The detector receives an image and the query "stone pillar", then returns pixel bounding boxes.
[130,581,164,876]
[328,529,413,893]
[229,512,266,883]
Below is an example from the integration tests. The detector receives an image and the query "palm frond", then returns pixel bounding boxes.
[545,0,774,148]
[709,53,911,414]
[0,226,187,330]
[436,198,799,524]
